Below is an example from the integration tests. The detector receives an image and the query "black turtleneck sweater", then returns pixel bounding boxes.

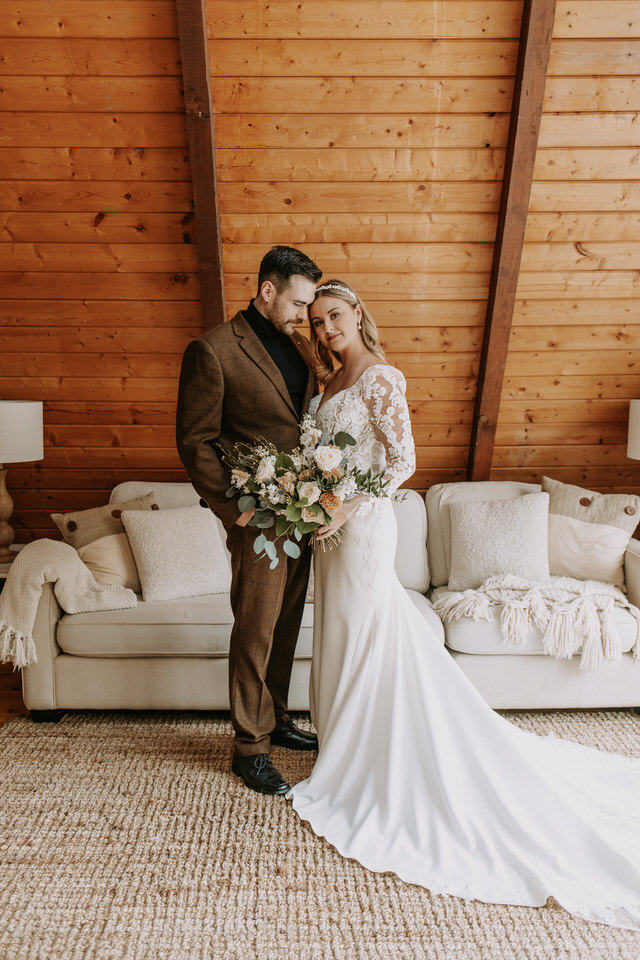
[243,300,308,418]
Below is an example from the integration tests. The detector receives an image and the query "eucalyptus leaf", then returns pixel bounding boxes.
[293,526,302,542]
[264,540,277,561]
[283,540,301,559]
[299,520,320,535]
[253,533,267,555]
[238,494,257,512]
[334,431,356,449]
[257,516,274,529]
[270,558,279,569]
[225,486,237,498]
[276,516,291,537]
[275,453,296,472]
[286,503,302,522]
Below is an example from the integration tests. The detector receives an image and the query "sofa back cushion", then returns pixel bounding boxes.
[112,482,430,593]
[426,481,540,588]
[392,488,430,592]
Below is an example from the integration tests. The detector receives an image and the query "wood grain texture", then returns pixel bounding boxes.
[211,77,515,114]
[0,148,192,181]
[0,76,186,113]
[1,113,187,147]
[208,39,519,77]
[469,0,556,480]
[0,38,182,75]
[0,182,194,211]
[207,2,524,40]
[3,0,639,534]
[213,114,510,149]
[0,2,177,38]
[176,0,226,326]
[216,149,505,183]
[1,213,198,243]
[217,182,503,214]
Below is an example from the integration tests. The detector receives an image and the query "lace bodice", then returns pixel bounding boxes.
[309,364,416,495]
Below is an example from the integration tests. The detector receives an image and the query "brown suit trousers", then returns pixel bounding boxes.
[176,312,316,755]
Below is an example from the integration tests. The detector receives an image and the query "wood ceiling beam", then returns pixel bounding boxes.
[467,0,557,480]
[175,0,226,327]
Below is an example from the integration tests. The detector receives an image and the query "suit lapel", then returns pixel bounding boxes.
[230,312,298,417]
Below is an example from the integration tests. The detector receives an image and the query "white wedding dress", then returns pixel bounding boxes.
[288,363,640,930]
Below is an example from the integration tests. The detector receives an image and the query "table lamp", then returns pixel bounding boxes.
[629,400,640,463]
[0,401,44,562]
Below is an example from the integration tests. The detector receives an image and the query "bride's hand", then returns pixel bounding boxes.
[315,495,368,541]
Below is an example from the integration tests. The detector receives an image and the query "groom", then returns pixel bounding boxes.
[176,246,322,795]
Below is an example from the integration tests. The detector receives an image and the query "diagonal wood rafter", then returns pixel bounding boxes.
[467,0,557,481]
[175,0,226,327]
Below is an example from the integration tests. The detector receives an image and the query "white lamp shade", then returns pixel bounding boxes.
[0,401,44,463]
[628,400,640,461]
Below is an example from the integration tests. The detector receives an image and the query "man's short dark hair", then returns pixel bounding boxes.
[257,245,322,294]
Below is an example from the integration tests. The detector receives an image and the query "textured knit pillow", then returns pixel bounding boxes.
[448,492,550,591]
[77,533,141,593]
[122,506,231,602]
[542,476,640,588]
[51,493,158,549]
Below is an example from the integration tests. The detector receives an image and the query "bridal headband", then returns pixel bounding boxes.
[315,283,358,300]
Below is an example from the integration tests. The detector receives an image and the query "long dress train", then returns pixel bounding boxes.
[288,364,640,930]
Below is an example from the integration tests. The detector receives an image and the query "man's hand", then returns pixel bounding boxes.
[236,508,256,527]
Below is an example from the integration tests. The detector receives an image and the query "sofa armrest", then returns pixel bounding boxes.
[624,539,640,610]
[21,582,63,712]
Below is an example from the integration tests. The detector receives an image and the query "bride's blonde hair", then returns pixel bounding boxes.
[310,279,385,384]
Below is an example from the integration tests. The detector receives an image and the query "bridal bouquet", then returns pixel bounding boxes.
[219,414,388,567]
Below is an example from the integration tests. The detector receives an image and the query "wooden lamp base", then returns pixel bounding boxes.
[0,466,17,563]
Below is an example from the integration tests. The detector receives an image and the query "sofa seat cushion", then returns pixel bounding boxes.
[57,587,439,659]
[431,586,637,656]
[58,596,314,659]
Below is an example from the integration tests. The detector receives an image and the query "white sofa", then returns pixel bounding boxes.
[426,481,640,709]
[21,482,443,719]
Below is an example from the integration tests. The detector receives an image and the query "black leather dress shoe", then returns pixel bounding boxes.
[232,753,291,795]
[270,719,318,751]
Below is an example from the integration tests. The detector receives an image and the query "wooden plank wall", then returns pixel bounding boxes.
[0,1,197,539]
[208,0,523,491]
[493,2,640,492]
[1,1,638,541]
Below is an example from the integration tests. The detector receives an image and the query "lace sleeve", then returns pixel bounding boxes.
[361,365,416,494]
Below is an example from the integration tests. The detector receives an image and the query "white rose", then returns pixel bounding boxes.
[314,445,343,472]
[255,456,276,484]
[298,480,321,504]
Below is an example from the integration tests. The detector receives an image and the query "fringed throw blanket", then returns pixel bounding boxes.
[0,539,137,668]
[432,574,640,670]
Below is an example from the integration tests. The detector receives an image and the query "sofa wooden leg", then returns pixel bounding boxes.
[30,710,63,723]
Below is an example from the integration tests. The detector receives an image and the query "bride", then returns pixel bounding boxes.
[288,279,640,930]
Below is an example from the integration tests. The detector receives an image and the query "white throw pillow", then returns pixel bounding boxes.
[77,532,141,593]
[122,506,232,602]
[448,492,550,591]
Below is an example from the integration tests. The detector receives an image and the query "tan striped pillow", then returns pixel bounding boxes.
[542,477,640,588]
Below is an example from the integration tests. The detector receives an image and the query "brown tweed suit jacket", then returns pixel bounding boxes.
[176,311,317,528]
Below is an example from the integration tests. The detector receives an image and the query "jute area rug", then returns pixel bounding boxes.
[1,710,640,960]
